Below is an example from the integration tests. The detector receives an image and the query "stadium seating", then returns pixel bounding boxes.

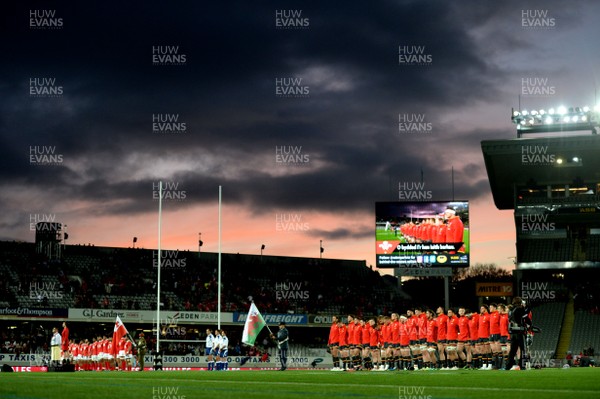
[0,239,411,357]
[528,302,566,360]
[518,238,575,262]
[0,241,402,317]
[568,310,600,361]
[517,194,600,206]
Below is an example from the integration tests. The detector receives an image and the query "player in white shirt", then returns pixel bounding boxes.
[205,329,215,371]
[212,330,222,371]
[219,330,229,371]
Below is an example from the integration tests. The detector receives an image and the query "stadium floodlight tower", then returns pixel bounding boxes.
[512,104,600,137]
[482,105,600,274]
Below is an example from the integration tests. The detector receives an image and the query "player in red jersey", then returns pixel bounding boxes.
[96,336,104,371]
[102,336,111,371]
[425,309,438,370]
[457,307,471,369]
[95,336,103,371]
[498,304,510,369]
[67,341,75,368]
[74,341,82,370]
[78,339,87,371]
[349,316,362,370]
[336,319,349,371]
[415,223,422,242]
[415,307,428,369]
[345,315,356,370]
[367,319,381,371]
[107,337,116,371]
[117,336,133,371]
[415,308,428,342]
[445,309,460,369]
[104,337,114,370]
[69,341,79,370]
[406,309,421,370]
[423,221,432,242]
[381,316,392,370]
[328,316,341,371]
[425,219,435,243]
[91,337,99,371]
[117,336,127,371]
[432,217,446,243]
[468,311,480,369]
[376,317,385,370]
[399,315,412,370]
[389,313,401,370]
[404,222,414,243]
[61,322,70,363]
[99,336,106,371]
[351,317,364,370]
[98,336,106,371]
[87,338,94,371]
[488,303,502,369]
[84,339,92,371]
[436,306,449,369]
[124,336,134,371]
[444,209,465,253]
[345,315,358,370]
[360,319,372,370]
[478,305,492,370]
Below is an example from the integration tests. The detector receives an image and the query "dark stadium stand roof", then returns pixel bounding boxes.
[481,135,600,210]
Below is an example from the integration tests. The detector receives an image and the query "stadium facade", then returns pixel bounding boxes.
[482,133,600,360]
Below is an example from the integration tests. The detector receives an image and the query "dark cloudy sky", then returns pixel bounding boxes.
[1,0,599,269]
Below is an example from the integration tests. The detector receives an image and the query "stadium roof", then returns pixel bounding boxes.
[481,134,600,210]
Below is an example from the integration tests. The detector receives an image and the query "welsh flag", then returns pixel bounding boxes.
[242,303,267,345]
[112,315,129,356]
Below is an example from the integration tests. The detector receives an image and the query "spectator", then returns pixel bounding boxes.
[50,327,61,366]
[566,351,573,367]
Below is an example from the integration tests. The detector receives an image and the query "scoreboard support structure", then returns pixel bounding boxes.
[394,267,453,309]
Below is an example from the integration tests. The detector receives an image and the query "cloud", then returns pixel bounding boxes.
[1,0,598,254]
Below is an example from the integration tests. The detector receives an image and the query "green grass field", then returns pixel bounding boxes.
[1,368,599,399]
[376,230,409,242]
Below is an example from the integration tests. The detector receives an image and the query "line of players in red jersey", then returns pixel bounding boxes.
[328,303,512,371]
[396,209,465,246]
[63,336,135,371]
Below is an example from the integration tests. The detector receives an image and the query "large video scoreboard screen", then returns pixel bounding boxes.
[375,201,470,268]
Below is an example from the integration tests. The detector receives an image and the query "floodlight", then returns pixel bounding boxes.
[511,102,599,136]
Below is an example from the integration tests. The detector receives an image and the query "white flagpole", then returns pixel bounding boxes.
[156,181,163,353]
[218,185,222,329]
